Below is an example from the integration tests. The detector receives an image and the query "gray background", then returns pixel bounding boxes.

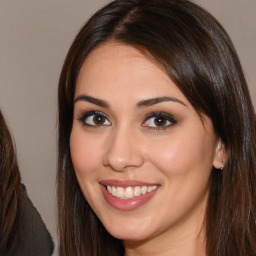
[0,1,255,255]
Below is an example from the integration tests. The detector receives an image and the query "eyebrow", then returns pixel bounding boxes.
[74,95,187,108]
[137,96,187,108]
[74,95,110,108]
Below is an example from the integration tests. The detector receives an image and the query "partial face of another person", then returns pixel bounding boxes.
[70,42,224,244]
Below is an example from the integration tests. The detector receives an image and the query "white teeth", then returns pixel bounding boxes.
[112,186,116,196]
[148,185,157,192]
[106,185,157,199]
[142,186,147,195]
[134,186,142,197]
[125,187,133,198]
[107,186,112,193]
[116,187,124,198]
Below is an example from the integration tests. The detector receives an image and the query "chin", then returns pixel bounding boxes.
[105,224,151,241]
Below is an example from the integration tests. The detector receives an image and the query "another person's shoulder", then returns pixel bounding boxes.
[7,185,54,256]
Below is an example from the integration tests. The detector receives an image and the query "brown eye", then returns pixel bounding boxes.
[93,114,106,125]
[154,117,168,127]
[142,112,177,129]
[79,111,111,127]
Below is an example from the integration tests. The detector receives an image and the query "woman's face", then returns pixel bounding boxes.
[70,42,223,244]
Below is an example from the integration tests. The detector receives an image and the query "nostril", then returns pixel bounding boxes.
[103,131,144,171]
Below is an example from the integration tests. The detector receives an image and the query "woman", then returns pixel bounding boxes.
[0,110,54,255]
[57,0,256,255]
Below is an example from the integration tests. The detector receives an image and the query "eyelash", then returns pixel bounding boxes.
[78,111,111,128]
[142,111,177,130]
[77,111,177,129]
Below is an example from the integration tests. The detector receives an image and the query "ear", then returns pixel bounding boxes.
[212,139,226,169]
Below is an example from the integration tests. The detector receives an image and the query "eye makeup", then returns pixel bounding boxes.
[77,110,111,128]
[76,108,178,130]
[142,111,177,130]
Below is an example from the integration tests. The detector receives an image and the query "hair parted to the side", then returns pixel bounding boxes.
[0,110,22,254]
[57,0,256,255]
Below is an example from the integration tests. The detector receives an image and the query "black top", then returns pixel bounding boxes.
[4,185,54,256]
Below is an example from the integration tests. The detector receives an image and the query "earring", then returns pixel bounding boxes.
[220,163,224,170]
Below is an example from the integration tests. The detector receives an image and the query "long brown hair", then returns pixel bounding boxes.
[0,110,22,254]
[57,0,256,255]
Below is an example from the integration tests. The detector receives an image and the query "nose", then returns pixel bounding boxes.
[103,126,144,172]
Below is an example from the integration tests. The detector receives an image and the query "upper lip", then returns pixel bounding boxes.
[99,179,159,187]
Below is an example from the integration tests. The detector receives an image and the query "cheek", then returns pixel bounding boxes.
[69,129,103,208]
[146,131,215,177]
[70,129,101,178]
[145,133,214,220]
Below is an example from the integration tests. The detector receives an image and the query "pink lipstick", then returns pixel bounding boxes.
[99,180,159,211]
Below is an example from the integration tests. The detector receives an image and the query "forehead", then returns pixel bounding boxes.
[75,42,189,106]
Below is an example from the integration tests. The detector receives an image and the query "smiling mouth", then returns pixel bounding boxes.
[106,185,158,199]
[99,181,160,210]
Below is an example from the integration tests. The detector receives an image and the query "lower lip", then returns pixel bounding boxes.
[100,185,159,211]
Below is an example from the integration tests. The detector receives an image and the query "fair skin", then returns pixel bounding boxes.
[70,42,225,256]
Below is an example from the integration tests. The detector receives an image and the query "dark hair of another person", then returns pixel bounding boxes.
[0,110,22,253]
[57,0,256,255]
